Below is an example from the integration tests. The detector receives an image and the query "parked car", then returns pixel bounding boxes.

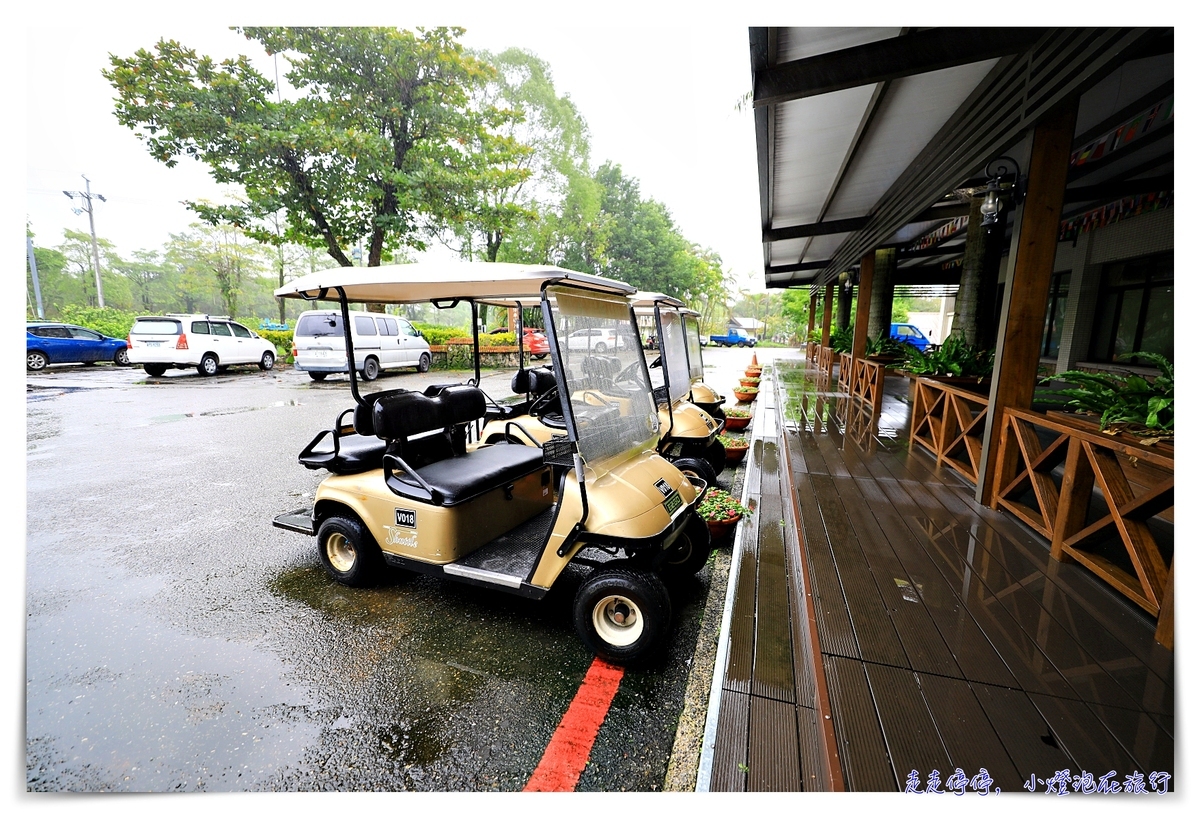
[890,323,934,352]
[488,326,550,359]
[26,322,130,371]
[127,314,278,377]
[292,309,432,381]
[566,327,629,352]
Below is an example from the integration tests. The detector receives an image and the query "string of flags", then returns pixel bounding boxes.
[1058,191,1172,243]
[1069,94,1173,168]
[908,215,970,251]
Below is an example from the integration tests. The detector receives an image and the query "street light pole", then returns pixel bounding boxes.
[63,175,107,308]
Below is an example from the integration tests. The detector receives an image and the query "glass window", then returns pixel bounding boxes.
[354,315,377,336]
[1089,252,1173,364]
[131,319,182,335]
[31,326,69,338]
[295,313,341,337]
[210,322,232,337]
[230,323,252,338]
[1041,272,1069,357]
[191,321,210,334]
[68,328,102,341]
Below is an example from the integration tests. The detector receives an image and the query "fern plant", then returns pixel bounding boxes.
[1038,352,1173,435]
[899,335,994,379]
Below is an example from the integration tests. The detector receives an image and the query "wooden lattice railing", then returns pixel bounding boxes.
[816,345,835,378]
[837,352,852,394]
[991,407,1174,648]
[908,377,990,484]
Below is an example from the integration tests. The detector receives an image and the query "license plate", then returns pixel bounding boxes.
[313,350,328,358]
[663,491,682,515]
[146,341,163,347]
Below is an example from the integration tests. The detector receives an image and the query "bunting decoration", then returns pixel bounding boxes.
[1058,191,1172,243]
[1069,94,1173,168]
[908,214,970,251]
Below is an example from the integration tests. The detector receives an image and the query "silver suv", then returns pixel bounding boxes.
[127,314,278,377]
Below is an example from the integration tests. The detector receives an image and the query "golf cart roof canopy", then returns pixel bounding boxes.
[275,261,635,305]
[630,291,685,310]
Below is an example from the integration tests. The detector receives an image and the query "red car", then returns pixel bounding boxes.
[489,326,550,359]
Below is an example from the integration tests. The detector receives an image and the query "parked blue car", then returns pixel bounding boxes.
[27,322,130,371]
[890,323,934,352]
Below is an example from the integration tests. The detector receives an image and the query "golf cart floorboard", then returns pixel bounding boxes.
[456,507,557,580]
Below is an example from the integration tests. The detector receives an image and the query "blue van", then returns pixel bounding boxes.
[890,323,933,352]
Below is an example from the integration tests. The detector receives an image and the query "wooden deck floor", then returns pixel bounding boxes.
[704,357,1174,793]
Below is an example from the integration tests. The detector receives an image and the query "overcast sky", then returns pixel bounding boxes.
[19,8,771,295]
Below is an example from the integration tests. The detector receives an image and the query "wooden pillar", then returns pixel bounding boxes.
[820,283,834,346]
[976,99,1077,505]
[806,288,817,340]
[851,252,874,361]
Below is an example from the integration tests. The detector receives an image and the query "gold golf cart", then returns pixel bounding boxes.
[272,262,712,664]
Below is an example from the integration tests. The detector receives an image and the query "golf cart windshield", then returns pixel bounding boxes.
[658,309,692,404]
[683,314,705,383]
[547,286,659,466]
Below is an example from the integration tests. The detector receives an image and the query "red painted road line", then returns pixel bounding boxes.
[523,658,625,792]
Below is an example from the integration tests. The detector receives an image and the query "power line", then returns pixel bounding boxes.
[62,176,108,309]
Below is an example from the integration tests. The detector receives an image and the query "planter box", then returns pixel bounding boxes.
[732,389,759,403]
[723,414,751,431]
[706,516,740,542]
[722,444,749,465]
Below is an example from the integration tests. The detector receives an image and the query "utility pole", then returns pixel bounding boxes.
[63,175,107,308]
[27,236,45,319]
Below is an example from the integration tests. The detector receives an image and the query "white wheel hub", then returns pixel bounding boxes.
[592,594,643,647]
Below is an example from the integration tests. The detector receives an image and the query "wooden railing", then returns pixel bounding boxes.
[849,358,886,417]
[908,377,990,485]
[816,345,835,378]
[992,407,1174,648]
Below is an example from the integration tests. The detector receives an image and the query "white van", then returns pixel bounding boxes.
[292,309,432,382]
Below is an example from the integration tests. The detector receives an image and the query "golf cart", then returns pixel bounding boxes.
[680,308,726,420]
[272,262,712,664]
[631,292,727,486]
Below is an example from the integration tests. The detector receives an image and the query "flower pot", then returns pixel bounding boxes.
[744,367,762,377]
[739,378,760,387]
[722,443,749,465]
[732,389,758,403]
[706,516,741,542]
[723,414,751,431]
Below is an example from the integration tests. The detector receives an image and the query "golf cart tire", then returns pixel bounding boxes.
[672,456,718,490]
[316,513,385,587]
[573,566,672,665]
[704,439,728,476]
[308,372,328,381]
[659,513,713,581]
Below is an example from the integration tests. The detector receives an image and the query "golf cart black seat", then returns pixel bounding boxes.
[580,355,621,381]
[374,386,544,506]
[297,388,410,474]
[513,366,566,429]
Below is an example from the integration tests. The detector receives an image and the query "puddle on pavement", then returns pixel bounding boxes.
[150,401,303,424]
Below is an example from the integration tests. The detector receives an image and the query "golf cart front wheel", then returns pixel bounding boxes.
[316,514,385,587]
[659,513,713,580]
[573,567,671,665]
[672,456,717,490]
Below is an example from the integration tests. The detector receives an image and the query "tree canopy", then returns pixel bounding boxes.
[105,27,523,268]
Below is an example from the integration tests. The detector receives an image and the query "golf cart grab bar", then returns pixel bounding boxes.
[504,422,542,448]
[685,473,709,504]
[382,453,443,505]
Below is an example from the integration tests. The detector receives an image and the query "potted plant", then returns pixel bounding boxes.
[723,407,752,431]
[732,385,759,402]
[864,335,908,363]
[899,335,994,388]
[1036,352,1173,443]
[697,488,750,541]
[739,375,761,388]
[718,432,750,465]
[745,365,762,377]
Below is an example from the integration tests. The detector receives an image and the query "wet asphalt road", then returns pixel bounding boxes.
[24,347,785,792]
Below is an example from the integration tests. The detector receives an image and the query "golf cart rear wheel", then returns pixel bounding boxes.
[659,513,713,580]
[704,439,728,476]
[316,514,384,587]
[672,456,717,491]
[573,567,671,665]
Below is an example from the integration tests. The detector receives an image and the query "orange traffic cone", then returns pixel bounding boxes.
[750,352,759,367]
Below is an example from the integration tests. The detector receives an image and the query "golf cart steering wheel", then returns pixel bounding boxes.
[528,385,559,417]
[617,360,646,383]
[649,356,663,369]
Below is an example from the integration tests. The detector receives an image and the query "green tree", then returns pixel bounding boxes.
[105,27,511,271]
